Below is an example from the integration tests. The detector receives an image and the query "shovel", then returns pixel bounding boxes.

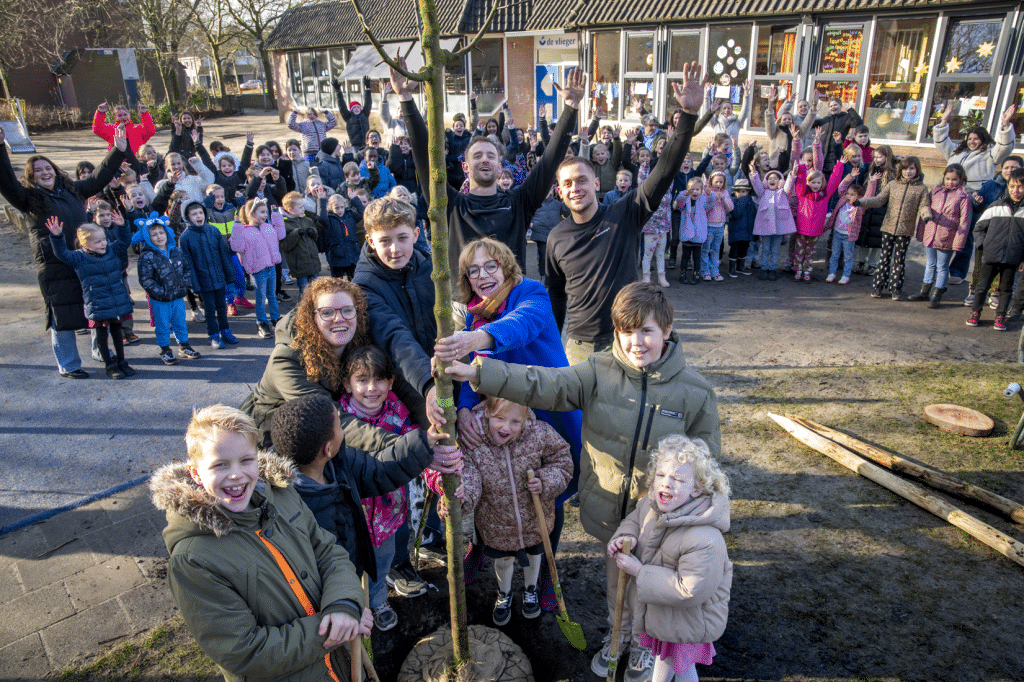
[526,469,587,651]
[606,536,632,682]
[413,487,436,573]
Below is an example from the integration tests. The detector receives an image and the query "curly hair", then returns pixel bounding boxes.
[270,394,337,467]
[292,277,369,390]
[646,434,731,497]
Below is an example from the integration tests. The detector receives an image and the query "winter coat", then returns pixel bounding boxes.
[530,196,564,243]
[230,211,286,275]
[612,491,732,645]
[763,102,793,171]
[133,222,194,301]
[727,194,756,243]
[49,221,132,322]
[974,198,1024,265]
[808,108,863,172]
[750,174,796,237]
[281,213,323,279]
[360,163,396,199]
[169,125,204,158]
[205,147,253,198]
[151,451,363,682]
[856,165,896,248]
[321,199,363,268]
[203,196,241,238]
[316,151,347,192]
[178,203,236,292]
[0,145,124,331]
[240,310,422,450]
[823,174,877,243]
[155,156,216,204]
[677,194,709,243]
[337,88,371,148]
[704,188,734,225]
[92,109,155,153]
[856,176,931,238]
[918,185,972,251]
[294,426,434,580]
[352,245,436,397]
[473,331,721,543]
[461,402,572,551]
[794,163,845,237]
[589,139,623,199]
[932,122,1015,191]
[288,111,339,155]
[387,145,417,195]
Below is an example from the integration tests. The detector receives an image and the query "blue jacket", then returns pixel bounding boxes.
[360,163,397,198]
[728,194,757,244]
[456,277,583,504]
[974,176,1007,228]
[316,151,346,191]
[49,221,133,321]
[321,197,363,268]
[178,201,236,292]
[132,220,194,302]
[352,244,435,397]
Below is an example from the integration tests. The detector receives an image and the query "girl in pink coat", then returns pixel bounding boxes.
[751,170,796,280]
[908,163,972,308]
[790,158,844,281]
[229,198,285,335]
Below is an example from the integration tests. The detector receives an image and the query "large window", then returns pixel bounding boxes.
[864,18,936,141]
[751,25,797,128]
[706,26,752,126]
[288,49,346,109]
[471,38,504,113]
[812,25,864,118]
[662,30,702,119]
[623,32,655,119]
[930,18,1005,138]
[590,32,621,118]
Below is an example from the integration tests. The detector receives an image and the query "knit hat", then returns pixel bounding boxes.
[733,179,752,191]
[214,151,240,172]
[350,102,362,113]
[320,137,339,156]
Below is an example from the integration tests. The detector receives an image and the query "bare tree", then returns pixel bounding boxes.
[0,0,90,100]
[192,0,242,100]
[226,0,297,101]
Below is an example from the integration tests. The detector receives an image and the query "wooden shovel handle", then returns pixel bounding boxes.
[526,469,565,612]
[608,536,632,673]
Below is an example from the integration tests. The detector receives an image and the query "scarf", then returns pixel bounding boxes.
[467,277,517,328]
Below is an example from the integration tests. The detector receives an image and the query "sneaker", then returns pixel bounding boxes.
[386,565,428,598]
[767,270,778,281]
[190,309,205,323]
[838,276,850,285]
[92,351,104,364]
[178,344,201,360]
[963,292,975,306]
[802,272,811,282]
[624,645,655,682]
[794,271,802,281]
[210,333,225,349]
[989,294,999,310]
[257,322,274,339]
[702,274,712,281]
[220,329,239,344]
[283,274,295,285]
[123,332,140,345]
[416,545,448,566]
[59,368,89,379]
[825,273,836,283]
[591,633,624,677]
[277,289,292,301]
[160,347,178,365]
[947,276,964,285]
[118,361,136,377]
[966,311,980,327]
[235,296,255,309]
[522,585,541,619]
[492,590,512,626]
[713,274,724,282]
[372,602,398,632]
[994,314,1007,331]
[226,303,238,316]
[105,363,126,380]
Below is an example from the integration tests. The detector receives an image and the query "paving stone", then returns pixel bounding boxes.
[39,598,131,669]
[64,556,146,611]
[0,634,50,682]
[0,562,25,604]
[88,484,157,526]
[0,583,74,648]
[119,582,178,631]
[134,554,169,581]
[36,506,111,547]
[0,525,48,568]
[83,514,164,562]
[13,540,96,592]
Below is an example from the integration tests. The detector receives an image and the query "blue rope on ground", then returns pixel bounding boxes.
[0,474,152,537]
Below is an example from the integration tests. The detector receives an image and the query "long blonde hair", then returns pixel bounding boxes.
[292,278,369,389]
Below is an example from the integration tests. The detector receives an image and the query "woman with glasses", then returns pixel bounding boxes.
[433,238,582,611]
[241,277,425,451]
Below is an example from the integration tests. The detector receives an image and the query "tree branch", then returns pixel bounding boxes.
[349,0,425,81]
[452,0,512,58]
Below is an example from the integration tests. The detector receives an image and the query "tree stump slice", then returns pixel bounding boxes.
[923,404,994,437]
[397,624,534,682]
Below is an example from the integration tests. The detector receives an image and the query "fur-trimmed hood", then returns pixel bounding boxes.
[150,450,296,542]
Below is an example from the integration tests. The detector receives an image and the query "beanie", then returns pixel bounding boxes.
[320,137,339,156]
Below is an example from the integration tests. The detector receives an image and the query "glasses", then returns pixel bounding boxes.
[316,306,357,321]
[466,260,500,279]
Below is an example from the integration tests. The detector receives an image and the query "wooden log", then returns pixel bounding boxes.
[922,403,994,437]
[787,414,1024,525]
[768,413,1024,569]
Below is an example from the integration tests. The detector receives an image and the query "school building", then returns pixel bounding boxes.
[265,0,1024,158]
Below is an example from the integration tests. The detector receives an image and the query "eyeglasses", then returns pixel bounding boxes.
[466,260,500,279]
[316,306,357,321]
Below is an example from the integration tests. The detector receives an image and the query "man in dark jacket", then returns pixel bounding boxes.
[810,98,863,173]
[178,200,238,348]
[335,76,373,149]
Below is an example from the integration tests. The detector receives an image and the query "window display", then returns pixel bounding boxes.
[864,18,936,140]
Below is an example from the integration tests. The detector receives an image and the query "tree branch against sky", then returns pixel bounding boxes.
[0,0,89,100]
[227,0,301,101]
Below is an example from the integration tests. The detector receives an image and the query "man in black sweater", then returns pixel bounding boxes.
[390,65,585,277]
[546,62,705,365]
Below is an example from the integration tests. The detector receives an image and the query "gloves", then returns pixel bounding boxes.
[331,77,342,93]
[362,76,372,90]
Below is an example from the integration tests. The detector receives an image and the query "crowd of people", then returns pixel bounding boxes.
[4,58,1024,682]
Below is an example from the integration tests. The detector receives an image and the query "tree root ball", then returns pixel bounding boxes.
[397,624,534,682]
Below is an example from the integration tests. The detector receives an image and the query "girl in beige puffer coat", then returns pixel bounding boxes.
[609,434,732,682]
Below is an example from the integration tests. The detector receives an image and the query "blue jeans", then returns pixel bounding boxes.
[296,273,318,298]
[151,298,189,347]
[253,266,278,324]
[924,247,955,289]
[369,533,397,609]
[51,314,82,373]
[949,229,973,279]
[700,224,725,276]
[829,231,856,278]
[759,234,784,271]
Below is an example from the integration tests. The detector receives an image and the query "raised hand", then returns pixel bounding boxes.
[671,62,705,115]
[383,81,392,95]
[188,155,199,166]
[538,105,546,119]
[941,101,953,125]
[611,124,622,138]
[169,170,183,184]
[389,57,414,100]
[195,115,204,127]
[766,84,777,103]
[470,89,477,102]
[190,129,200,144]
[553,68,586,109]
[113,125,128,152]
[1001,104,1016,128]
[45,216,63,235]
[111,211,125,226]
[595,104,607,119]
[833,131,843,143]
[246,131,254,145]
[362,75,372,90]
[173,118,182,135]
[870,172,882,183]
[711,99,723,113]
[97,103,108,113]
[136,101,147,114]
[331,77,342,92]
[813,126,823,142]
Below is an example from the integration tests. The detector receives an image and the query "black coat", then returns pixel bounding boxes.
[49,221,133,322]
[134,224,194,302]
[810,109,863,173]
[975,198,1024,265]
[388,145,417,194]
[0,145,124,330]
[321,197,363,268]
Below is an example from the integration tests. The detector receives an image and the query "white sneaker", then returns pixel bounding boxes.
[624,645,655,682]
[190,309,205,323]
[838,276,850,285]
[825,273,836,283]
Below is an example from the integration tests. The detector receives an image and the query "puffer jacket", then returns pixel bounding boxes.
[932,122,1015,191]
[316,148,347,192]
[974,197,1024,265]
[612,491,732,645]
[918,185,972,251]
[229,211,286,275]
[856,176,931,237]
[321,197,363,268]
[48,221,132,321]
[473,331,721,543]
[288,110,338,155]
[727,194,756,244]
[132,220,194,301]
[794,163,844,237]
[461,402,572,551]
[352,244,436,397]
[530,195,565,244]
[281,213,323,278]
[152,451,363,682]
[750,174,796,236]
[823,174,878,242]
[178,202,236,291]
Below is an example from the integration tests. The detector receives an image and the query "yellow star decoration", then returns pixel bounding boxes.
[914,63,928,77]
[945,56,962,73]
[977,42,995,59]
[869,83,882,97]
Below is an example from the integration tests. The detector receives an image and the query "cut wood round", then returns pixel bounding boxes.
[923,404,994,437]
[397,624,534,682]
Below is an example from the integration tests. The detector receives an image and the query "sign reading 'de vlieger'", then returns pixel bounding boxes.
[535,35,578,50]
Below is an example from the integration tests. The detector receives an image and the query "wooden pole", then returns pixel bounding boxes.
[606,537,631,682]
[787,414,1024,525]
[768,413,1024,569]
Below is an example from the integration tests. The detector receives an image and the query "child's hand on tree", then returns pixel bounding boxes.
[444,358,479,384]
[318,612,366,649]
[45,216,63,236]
[526,475,542,495]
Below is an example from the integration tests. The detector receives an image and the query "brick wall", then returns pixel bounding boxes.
[505,38,534,127]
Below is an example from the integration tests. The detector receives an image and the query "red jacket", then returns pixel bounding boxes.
[92,110,155,154]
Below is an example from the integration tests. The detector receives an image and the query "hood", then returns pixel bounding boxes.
[182,200,209,225]
[213,151,240,174]
[131,212,175,252]
[611,330,690,383]
[897,175,924,186]
[470,400,537,448]
[644,490,731,534]
[150,450,296,544]
[275,307,299,345]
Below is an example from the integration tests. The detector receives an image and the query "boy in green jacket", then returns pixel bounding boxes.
[151,404,371,682]
[446,281,721,682]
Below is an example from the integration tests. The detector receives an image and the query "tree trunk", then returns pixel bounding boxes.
[210,46,228,100]
[0,61,13,101]
[261,52,275,101]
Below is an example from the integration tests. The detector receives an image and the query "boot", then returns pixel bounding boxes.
[759,269,769,281]
[679,268,690,283]
[908,283,932,302]
[767,270,778,281]
[657,272,670,288]
[641,271,651,283]
[928,287,946,309]
[728,259,739,278]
